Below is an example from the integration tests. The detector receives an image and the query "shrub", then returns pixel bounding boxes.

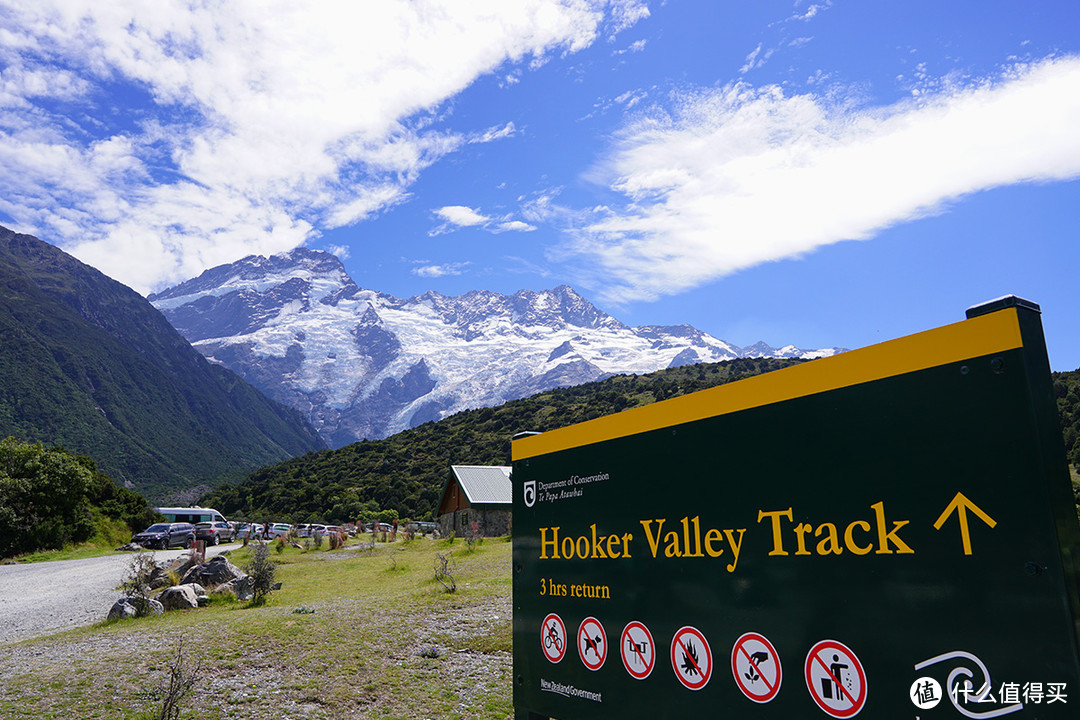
[119,552,158,616]
[434,551,456,593]
[153,636,201,720]
[244,542,277,604]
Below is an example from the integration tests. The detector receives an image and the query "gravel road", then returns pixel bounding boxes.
[0,544,235,645]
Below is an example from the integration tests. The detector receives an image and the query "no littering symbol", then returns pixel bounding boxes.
[670,626,712,691]
[731,632,782,704]
[804,639,867,718]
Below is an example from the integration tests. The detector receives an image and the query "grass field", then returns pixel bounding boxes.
[0,536,514,720]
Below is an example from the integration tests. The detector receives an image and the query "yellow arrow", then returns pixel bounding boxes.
[933,492,997,555]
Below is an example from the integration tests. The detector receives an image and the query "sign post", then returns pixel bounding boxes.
[512,297,1080,719]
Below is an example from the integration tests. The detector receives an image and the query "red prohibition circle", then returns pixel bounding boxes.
[670,625,713,691]
[731,632,782,703]
[540,613,567,664]
[577,616,608,671]
[620,621,656,680]
[804,639,868,718]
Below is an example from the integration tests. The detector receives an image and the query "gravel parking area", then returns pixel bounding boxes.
[0,545,234,645]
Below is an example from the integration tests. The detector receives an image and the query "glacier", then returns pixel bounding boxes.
[150,248,844,447]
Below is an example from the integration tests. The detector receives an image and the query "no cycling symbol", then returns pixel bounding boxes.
[541,613,566,664]
[671,626,713,691]
[731,632,782,704]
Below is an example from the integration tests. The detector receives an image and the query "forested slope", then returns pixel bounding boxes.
[200,358,800,522]
[0,226,325,502]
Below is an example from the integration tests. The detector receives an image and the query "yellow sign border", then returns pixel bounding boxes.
[512,308,1024,461]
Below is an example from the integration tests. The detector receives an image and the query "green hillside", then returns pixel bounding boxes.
[0,226,325,503]
[203,357,1080,524]
[199,357,799,523]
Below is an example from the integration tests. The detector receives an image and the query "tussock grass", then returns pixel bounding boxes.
[0,537,514,720]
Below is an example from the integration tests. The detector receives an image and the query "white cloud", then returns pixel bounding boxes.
[740,43,775,74]
[789,2,831,22]
[435,205,490,227]
[494,220,537,232]
[472,122,517,144]
[613,39,647,55]
[0,0,648,293]
[413,262,470,278]
[429,204,538,235]
[569,56,1080,303]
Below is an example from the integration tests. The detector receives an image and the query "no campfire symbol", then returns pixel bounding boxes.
[670,625,713,691]
[577,616,608,671]
[731,632,782,703]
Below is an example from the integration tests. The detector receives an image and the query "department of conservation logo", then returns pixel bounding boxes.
[524,480,537,508]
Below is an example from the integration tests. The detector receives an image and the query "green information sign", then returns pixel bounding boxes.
[511,298,1080,719]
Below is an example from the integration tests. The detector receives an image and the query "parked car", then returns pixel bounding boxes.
[132,522,196,550]
[195,521,235,545]
[266,523,293,539]
[236,523,263,541]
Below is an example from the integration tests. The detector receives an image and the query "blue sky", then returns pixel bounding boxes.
[2,1,1080,367]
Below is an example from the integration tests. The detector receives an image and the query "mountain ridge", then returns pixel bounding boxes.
[152,248,845,448]
[0,226,326,502]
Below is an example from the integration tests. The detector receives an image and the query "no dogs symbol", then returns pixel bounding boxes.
[577,616,607,671]
[731,632,782,703]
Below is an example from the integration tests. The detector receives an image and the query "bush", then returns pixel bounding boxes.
[434,551,456,593]
[119,552,158,616]
[244,542,277,604]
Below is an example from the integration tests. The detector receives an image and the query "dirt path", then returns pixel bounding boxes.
[0,545,234,645]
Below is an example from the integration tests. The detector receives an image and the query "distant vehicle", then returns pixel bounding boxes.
[295,524,311,538]
[266,523,292,539]
[153,507,227,524]
[407,521,438,535]
[236,524,263,541]
[132,522,196,550]
[195,521,235,545]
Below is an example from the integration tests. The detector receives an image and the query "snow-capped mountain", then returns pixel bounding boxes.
[150,249,843,447]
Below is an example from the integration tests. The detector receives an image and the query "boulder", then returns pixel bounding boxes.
[107,599,137,621]
[108,596,164,620]
[149,553,200,589]
[181,555,245,589]
[213,574,255,601]
[158,584,201,611]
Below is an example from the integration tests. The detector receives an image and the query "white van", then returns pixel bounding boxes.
[154,506,227,524]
